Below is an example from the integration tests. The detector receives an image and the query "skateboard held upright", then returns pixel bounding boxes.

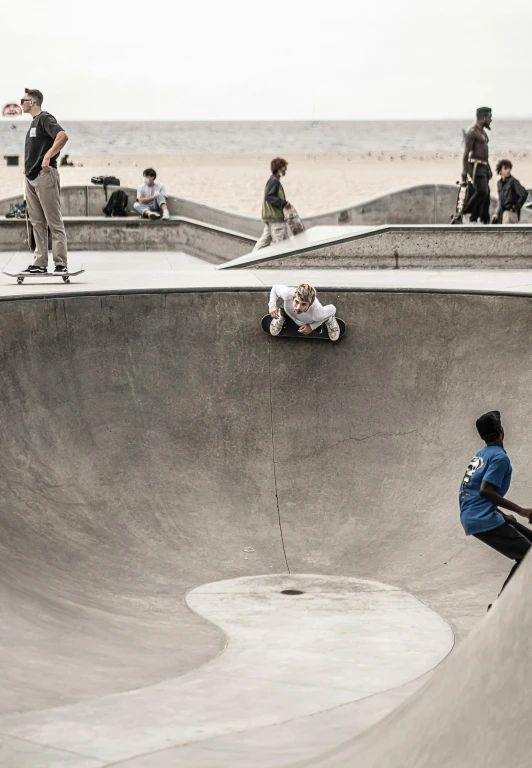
[285,209,305,237]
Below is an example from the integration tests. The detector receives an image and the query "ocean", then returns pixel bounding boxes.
[1,120,532,155]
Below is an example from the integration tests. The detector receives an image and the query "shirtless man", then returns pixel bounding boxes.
[461,107,492,224]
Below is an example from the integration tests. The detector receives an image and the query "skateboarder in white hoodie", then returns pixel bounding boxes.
[268,283,340,341]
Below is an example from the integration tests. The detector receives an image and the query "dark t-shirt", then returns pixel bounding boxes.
[24,112,64,180]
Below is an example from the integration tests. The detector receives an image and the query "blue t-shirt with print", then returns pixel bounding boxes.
[459,445,512,535]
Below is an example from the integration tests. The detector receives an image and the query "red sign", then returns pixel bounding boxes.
[2,103,23,117]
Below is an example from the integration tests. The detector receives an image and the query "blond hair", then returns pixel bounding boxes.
[295,283,316,306]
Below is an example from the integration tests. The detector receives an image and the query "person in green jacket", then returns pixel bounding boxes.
[253,157,294,251]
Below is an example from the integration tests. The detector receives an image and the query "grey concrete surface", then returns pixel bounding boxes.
[0,574,452,765]
[305,185,531,227]
[221,224,532,270]
[6,251,532,300]
[0,216,255,262]
[300,549,532,768]
[3,184,530,232]
[1,287,531,765]
[0,186,263,235]
[304,184,475,226]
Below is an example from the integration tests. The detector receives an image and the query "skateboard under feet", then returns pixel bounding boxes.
[3,268,85,285]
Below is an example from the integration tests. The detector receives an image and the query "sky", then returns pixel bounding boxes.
[3,0,532,121]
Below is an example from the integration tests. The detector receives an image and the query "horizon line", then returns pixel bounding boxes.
[4,116,532,123]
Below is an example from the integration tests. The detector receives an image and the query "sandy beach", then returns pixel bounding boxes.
[1,150,531,216]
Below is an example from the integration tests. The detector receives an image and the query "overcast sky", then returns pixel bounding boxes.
[3,0,531,121]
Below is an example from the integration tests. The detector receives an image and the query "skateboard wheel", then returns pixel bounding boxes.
[63,276,70,283]
[17,277,23,284]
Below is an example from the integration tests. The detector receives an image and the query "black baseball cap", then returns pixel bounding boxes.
[476,411,502,440]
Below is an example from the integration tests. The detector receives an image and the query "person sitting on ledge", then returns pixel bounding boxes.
[133,168,170,220]
[491,159,528,224]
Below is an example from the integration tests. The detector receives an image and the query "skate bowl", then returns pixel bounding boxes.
[0,287,531,767]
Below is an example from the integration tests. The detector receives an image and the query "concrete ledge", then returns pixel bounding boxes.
[303,184,531,227]
[220,224,532,270]
[0,217,255,264]
[3,184,530,232]
[0,186,263,237]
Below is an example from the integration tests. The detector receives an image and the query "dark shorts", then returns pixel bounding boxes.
[474,513,532,562]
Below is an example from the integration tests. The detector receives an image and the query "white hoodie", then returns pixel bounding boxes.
[268,285,336,330]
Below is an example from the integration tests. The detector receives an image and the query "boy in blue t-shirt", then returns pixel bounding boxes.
[459,410,532,600]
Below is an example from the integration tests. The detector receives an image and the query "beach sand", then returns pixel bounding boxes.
[1,151,530,216]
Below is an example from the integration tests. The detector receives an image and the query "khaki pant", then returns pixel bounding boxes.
[502,210,519,224]
[25,168,68,267]
[253,221,288,252]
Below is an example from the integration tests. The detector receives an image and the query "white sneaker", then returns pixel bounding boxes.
[270,313,285,336]
[148,211,161,220]
[162,209,170,220]
[325,315,340,341]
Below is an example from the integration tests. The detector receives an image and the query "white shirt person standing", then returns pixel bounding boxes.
[133,168,170,220]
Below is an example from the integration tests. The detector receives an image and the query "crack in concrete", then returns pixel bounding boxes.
[267,342,290,574]
[301,428,420,460]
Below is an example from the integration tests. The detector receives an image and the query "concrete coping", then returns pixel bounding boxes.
[0,214,257,243]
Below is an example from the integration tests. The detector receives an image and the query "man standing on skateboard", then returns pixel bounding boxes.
[253,158,295,251]
[459,411,532,603]
[461,107,493,225]
[20,88,70,274]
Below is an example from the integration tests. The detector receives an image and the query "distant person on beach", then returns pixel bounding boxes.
[459,411,532,607]
[268,283,341,341]
[253,158,294,251]
[133,168,170,220]
[461,107,493,225]
[20,88,69,274]
[491,159,527,224]
[60,154,74,167]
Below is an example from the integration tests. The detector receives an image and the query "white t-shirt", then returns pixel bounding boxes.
[137,182,167,200]
[268,285,336,330]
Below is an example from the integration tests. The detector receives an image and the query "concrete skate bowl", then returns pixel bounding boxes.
[1,289,531,767]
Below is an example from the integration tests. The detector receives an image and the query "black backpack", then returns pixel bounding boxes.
[91,175,121,200]
[103,189,129,217]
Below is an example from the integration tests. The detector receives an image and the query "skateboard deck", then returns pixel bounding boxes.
[450,181,471,224]
[285,211,305,236]
[3,268,85,285]
[262,314,346,340]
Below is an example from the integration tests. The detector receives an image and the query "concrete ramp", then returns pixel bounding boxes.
[300,550,532,768]
[219,224,532,270]
[0,289,530,765]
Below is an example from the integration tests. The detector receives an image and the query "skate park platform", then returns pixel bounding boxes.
[1,256,532,767]
[219,223,532,270]
[2,183,532,271]
[3,216,532,272]
[0,216,256,264]
[2,182,531,229]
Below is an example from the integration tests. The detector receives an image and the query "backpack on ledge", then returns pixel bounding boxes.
[91,175,121,200]
[103,189,128,217]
